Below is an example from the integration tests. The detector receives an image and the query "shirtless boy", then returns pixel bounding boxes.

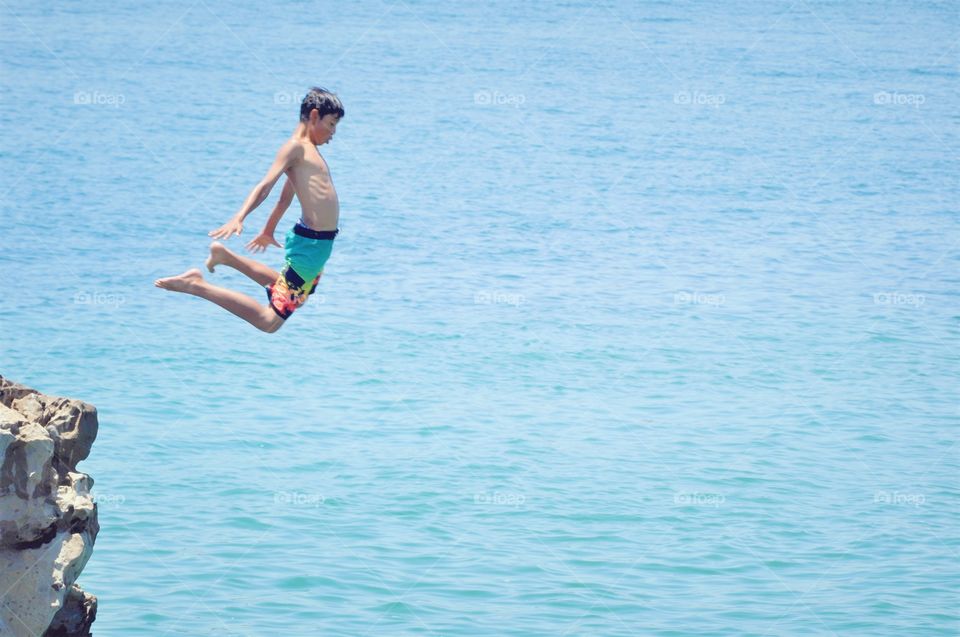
[155,87,343,332]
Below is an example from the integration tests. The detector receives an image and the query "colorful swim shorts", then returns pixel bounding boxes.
[265,221,338,320]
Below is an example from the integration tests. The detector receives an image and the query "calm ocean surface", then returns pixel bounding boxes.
[2,1,958,635]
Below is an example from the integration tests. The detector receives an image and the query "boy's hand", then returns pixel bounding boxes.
[246,232,282,253]
[209,216,243,240]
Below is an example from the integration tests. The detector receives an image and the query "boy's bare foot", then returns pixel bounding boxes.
[154,268,204,293]
[205,241,230,273]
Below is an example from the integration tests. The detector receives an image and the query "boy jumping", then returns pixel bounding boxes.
[155,87,344,333]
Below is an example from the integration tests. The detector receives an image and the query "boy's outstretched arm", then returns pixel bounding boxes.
[209,141,302,240]
[246,177,294,253]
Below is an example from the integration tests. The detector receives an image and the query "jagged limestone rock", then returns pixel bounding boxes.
[0,376,99,637]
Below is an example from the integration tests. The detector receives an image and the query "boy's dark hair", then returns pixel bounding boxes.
[300,87,344,122]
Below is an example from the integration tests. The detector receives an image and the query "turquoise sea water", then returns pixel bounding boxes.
[2,1,958,635]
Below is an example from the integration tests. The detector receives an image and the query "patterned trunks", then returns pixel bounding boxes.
[265,221,338,320]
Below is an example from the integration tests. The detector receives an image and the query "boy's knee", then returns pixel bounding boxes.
[263,320,283,334]
[260,311,285,333]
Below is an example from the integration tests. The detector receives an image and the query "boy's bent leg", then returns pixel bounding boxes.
[206,241,279,287]
[155,268,284,333]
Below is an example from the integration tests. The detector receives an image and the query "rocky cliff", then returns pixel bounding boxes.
[0,376,99,637]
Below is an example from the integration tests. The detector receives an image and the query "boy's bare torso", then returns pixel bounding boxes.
[289,140,339,231]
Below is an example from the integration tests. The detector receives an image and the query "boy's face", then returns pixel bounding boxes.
[308,110,339,145]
